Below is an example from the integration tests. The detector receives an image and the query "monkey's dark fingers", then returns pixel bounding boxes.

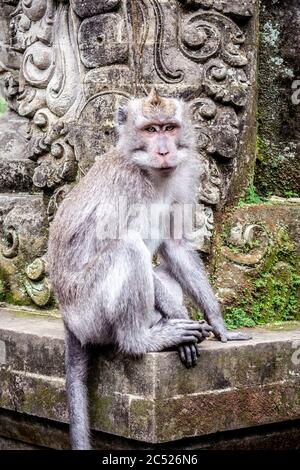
[182,333,203,343]
[200,327,213,338]
[170,319,209,326]
[189,344,198,366]
[189,330,207,342]
[178,346,186,365]
[199,320,213,332]
[183,345,193,368]
[178,345,197,368]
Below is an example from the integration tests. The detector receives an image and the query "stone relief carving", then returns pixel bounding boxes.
[0,194,50,306]
[222,222,270,267]
[0,0,258,309]
[24,257,52,307]
[212,204,299,320]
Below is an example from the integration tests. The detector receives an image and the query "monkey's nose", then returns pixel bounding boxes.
[158,150,169,156]
[156,152,172,167]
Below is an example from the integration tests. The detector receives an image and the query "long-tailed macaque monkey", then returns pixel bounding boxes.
[48,89,250,450]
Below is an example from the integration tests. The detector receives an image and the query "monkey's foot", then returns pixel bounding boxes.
[178,343,200,368]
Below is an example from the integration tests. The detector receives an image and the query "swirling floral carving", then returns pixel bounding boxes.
[190,97,239,159]
[9,0,84,191]
[46,3,82,117]
[24,257,52,306]
[193,204,214,253]
[149,0,184,83]
[22,0,47,22]
[32,138,77,188]
[198,156,222,205]
[179,11,248,66]
[47,184,72,222]
[204,59,249,107]
[1,226,19,259]
[10,0,54,50]
[22,42,54,87]
[0,195,48,308]
[222,223,270,267]
[180,17,221,62]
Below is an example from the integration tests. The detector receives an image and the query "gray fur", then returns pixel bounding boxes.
[48,94,250,449]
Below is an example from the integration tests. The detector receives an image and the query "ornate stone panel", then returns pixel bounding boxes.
[212,201,300,324]
[0,0,259,309]
[0,193,51,307]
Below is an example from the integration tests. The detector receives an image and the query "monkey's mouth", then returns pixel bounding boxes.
[156,166,177,175]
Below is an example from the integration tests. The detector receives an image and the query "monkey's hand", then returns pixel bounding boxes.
[178,320,212,368]
[211,322,252,343]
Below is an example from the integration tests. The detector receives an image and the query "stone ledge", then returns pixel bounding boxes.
[0,307,299,444]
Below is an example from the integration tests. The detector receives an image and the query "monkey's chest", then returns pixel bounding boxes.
[143,203,172,255]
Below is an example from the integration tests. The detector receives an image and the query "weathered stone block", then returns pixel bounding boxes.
[71,0,120,18]
[79,14,129,68]
[0,307,299,445]
[0,111,34,192]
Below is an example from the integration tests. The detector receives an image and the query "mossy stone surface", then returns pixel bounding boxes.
[254,0,300,197]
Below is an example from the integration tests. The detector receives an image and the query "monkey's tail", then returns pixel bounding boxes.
[64,325,91,450]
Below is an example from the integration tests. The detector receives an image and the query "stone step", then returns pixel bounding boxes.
[0,307,300,445]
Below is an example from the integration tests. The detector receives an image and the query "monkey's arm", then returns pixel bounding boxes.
[159,239,251,342]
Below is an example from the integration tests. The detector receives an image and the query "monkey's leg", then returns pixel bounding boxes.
[154,265,212,368]
[160,239,252,343]
[65,325,90,450]
[154,267,188,319]
[110,235,211,356]
[154,264,185,313]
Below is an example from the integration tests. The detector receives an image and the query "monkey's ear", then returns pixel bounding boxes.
[117,106,128,126]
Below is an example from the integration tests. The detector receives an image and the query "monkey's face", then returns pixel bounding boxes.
[133,119,185,176]
[117,93,194,177]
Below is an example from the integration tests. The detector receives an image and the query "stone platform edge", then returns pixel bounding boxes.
[0,307,299,445]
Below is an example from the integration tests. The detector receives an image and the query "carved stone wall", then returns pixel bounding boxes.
[0,0,259,310]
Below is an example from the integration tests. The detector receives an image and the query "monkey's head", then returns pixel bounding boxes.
[116,89,196,177]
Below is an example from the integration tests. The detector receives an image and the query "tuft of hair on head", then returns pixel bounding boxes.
[148,87,163,107]
[142,87,176,119]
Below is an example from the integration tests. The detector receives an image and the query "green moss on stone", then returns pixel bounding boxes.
[0,268,6,302]
[254,1,300,197]
[0,97,7,117]
[224,226,300,329]
[238,183,263,207]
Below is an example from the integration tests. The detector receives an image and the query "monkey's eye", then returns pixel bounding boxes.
[145,126,157,133]
[165,124,175,132]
